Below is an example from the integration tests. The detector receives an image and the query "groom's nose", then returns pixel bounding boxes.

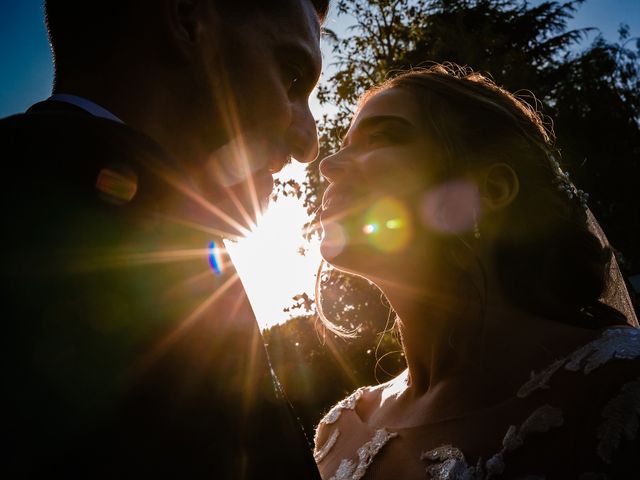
[286,101,318,164]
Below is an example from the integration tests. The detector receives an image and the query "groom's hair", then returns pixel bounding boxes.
[44,0,329,79]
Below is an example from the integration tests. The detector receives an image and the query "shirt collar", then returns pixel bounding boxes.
[48,93,125,125]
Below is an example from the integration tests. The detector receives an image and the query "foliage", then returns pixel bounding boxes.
[550,28,640,274]
[263,307,405,436]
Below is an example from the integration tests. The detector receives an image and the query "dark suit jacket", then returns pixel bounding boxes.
[0,101,320,478]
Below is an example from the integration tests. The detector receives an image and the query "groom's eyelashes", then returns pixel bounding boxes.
[282,62,305,92]
[275,45,320,96]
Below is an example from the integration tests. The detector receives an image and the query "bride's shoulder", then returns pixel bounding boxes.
[515,326,640,471]
[314,370,408,452]
[518,326,640,399]
[565,325,640,411]
[565,326,640,471]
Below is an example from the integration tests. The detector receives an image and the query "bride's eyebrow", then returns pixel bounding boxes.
[341,115,415,148]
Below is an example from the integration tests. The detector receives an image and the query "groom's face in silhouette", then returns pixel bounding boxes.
[208,2,322,163]
[46,0,324,235]
[178,1,323,231]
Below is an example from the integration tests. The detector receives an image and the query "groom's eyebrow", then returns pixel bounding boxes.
[341,115,415,148]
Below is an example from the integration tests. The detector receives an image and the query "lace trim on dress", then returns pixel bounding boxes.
[565,328,640,374]
[517,358,565,398]
[329,428,398,480]
[518,327,640,399]
[596,375,640,463]
[421,405,563,480]
[320,387,367,426]
[319,328,638,478]
[315,428,340,463]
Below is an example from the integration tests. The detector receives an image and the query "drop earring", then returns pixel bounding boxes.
[473,208,481,239]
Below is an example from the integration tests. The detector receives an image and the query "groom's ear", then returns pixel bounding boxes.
[478,162,520,212]
[164,0,217,57]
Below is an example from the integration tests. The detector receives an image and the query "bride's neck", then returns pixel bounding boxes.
[382,276,595,400]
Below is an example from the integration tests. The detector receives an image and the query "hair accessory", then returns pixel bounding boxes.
[548,153,589,209]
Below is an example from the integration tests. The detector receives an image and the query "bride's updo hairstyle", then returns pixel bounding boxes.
[358,64,624,327]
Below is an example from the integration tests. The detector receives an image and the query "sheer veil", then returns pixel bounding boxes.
[587,209,639,327]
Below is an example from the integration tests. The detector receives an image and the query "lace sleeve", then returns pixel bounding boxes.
[314,387,366,464]
[575,366,640,478]
[593,375,640,477]
[314,418,340,463]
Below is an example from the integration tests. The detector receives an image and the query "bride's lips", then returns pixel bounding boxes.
[322,184,357,210]
[321,185,372,220]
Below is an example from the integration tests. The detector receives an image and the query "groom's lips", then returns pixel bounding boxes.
[253,169,275,205]
[268,154,292,174]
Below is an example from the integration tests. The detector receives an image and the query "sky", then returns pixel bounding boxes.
[1,0,639,329]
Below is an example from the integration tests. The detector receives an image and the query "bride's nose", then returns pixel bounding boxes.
[319,149,351,182]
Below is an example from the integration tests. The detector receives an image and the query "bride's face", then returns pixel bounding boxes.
[319,88,481,284]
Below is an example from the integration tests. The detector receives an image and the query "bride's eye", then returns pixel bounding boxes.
[367,130,394,147]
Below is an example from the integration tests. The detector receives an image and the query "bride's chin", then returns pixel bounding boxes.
[320,220,346,254]
[320,238,366,275]
[320,220,385,276]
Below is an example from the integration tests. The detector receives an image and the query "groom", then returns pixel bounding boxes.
[1,0,326,477]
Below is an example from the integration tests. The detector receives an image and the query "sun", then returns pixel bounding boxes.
[225,162,322,330]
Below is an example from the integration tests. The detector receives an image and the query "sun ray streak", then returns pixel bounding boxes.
[162,268,217,299]
[322,333,360,387]
[237,144,263,226]
[310,198,373,232]
[138,272,241,371]
[212,63,265,226]
[159,214,244,242]
[225,184,258,231]
[241,301,263,418]
[139,157,251,236]
[68,247,227,271]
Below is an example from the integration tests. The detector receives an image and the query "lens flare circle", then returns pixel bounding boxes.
[420,179,481,235]
[362,223,378,235]
[363,197,412,253]
[208,240,224,276]
[321,222,349,259]
[96,166,138,205]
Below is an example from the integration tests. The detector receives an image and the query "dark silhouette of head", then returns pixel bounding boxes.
[44,1,329,83]
[44,0,329,235]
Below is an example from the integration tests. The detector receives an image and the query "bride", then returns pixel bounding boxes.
[313,64,639,479]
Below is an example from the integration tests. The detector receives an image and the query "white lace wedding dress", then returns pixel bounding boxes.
[314,326,640,479]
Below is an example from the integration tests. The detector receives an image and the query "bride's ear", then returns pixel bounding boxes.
[478,163,520,211]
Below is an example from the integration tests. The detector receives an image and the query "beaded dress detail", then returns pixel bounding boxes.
[315,327,640,479]
[329,428,398,480]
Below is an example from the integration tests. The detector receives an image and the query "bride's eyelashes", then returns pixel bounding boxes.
[339,116,418,152]
[363,127,414,149]
[365,130,397,148]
